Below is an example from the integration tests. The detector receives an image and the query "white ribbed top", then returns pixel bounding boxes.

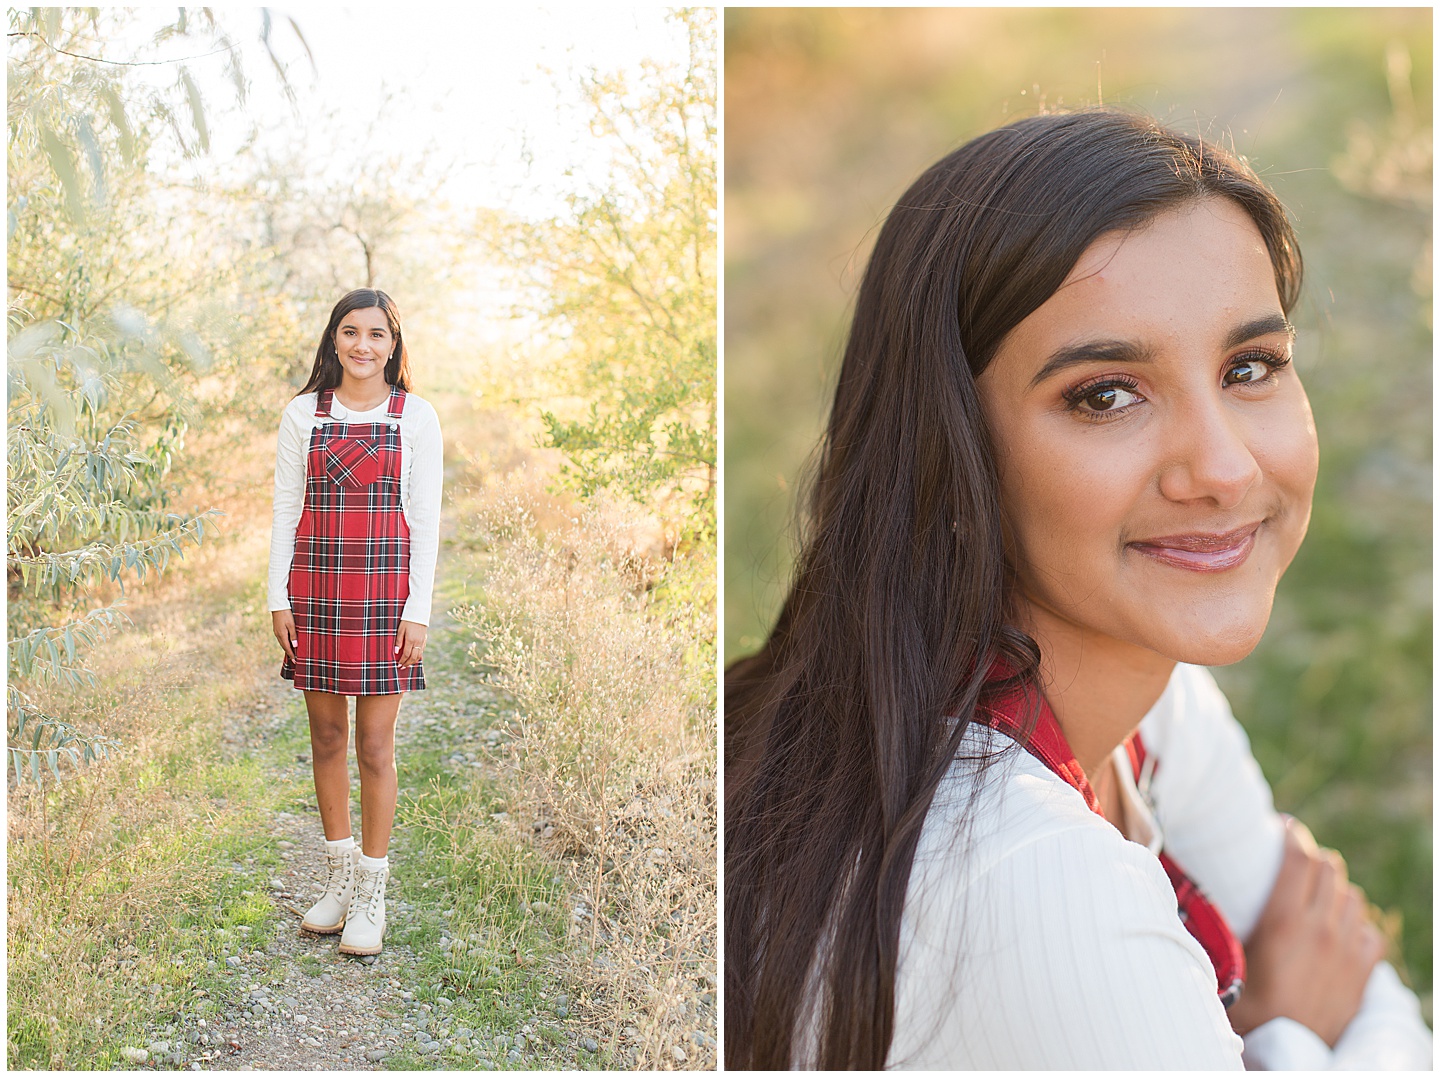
[886,663,1432,1070]
[267,390,443,625]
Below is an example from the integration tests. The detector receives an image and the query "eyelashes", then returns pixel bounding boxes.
[1061,347,1293,419]
[1224,347,1292,386]
[1061,374,1143,415]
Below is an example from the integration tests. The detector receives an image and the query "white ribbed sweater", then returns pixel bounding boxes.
[887,663,1432,1069]
[267,391,443,626]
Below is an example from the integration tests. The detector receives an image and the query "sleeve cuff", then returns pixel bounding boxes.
[1242,1016,1333,1070]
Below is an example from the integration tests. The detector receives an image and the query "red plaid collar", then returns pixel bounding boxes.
[975,668,1246,1008]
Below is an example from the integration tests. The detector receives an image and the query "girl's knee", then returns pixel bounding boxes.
[355,738,395,777]
[309,717,350,757]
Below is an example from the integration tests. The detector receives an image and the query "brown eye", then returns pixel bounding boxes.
[1225,359,1265,385]
[1069,383,1142,414]
[1224,350,1290,387]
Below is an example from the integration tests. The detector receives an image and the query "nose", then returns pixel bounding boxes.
[1156,395,1262,509]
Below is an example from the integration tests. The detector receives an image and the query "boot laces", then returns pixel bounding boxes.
[352,867,386,916]
[323,849,354,896]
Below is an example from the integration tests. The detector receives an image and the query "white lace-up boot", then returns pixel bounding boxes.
[300,843,358,934]
[337,860,388,955]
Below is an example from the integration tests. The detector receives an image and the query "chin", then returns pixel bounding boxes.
[1151,608,1272,668]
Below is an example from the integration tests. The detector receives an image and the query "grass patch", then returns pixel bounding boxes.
[448,480,717,1069]
[7,558,305,1068]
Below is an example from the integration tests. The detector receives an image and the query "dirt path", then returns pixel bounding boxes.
[133,571,584,1072]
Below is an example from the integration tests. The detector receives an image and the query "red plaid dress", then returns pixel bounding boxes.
[977,673,1245,1008]
[281,386,425,695]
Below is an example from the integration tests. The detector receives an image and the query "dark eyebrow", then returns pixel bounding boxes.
[1027,313,1296,389]
[1223,314,1295,350]
[1027,339,1154,389]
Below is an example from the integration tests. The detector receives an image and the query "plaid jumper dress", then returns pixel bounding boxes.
[280,386,426,695]
[978,674,1246,1008]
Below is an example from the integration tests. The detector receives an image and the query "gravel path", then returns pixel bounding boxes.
[131,605,584,1071]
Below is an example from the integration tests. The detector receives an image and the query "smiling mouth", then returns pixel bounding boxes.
[1127,523,1261,572]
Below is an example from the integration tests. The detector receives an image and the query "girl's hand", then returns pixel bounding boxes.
[1228,816,1385,1045]
[395,620,427,668]
[272,609,298,662]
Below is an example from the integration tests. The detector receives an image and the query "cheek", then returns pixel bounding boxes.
[1253,394,1320,508]
[1005,419,1149,518]
[996,424,1146,569]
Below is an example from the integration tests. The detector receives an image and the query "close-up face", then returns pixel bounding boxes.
[333,305,396,388]
[977,196,1319,668]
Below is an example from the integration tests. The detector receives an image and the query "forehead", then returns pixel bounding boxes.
[993,198,1281,373]
[337,306,391,332]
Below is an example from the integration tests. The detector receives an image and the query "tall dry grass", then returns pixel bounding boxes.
[452,482,717,1070]
[7,533,282,1067]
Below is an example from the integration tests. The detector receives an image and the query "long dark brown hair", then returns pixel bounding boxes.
[297,287,413,396]
[725,109,1303,1069]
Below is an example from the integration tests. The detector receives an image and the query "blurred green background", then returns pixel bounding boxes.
[724,8,1432,1016]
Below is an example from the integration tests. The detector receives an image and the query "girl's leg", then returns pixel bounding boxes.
[354,693,403,857]
[304,690,353,841]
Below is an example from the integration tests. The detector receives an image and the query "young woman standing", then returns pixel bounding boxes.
[268,288,443,956]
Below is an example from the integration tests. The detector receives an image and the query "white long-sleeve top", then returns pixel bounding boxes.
[889,663,1432,1069]
[267,390,443,625]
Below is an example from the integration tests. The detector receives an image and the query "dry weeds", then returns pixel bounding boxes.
[7,549,279,1068]
[452,476,717,1070]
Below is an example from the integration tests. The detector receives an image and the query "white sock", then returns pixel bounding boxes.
[324,834,356,853]
[359,853,388,872]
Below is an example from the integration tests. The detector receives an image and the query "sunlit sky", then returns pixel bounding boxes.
[122,5,692,217]
[100,6,697,349]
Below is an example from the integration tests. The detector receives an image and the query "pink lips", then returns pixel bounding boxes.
[1127,523,1261,572]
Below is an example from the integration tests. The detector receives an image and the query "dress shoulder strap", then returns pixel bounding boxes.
[315,389,334,418]
[386,386,406,419]
[974,674,1101,813]
[973,666,1245,1009]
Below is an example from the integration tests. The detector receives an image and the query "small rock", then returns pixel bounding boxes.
[556,1006,569,1019]
[225,957,242,969]
[507,1049,523,1062]
[269,879,286,890]
[120,1047,148,1064]
[360,955,377,965]
[581,1037,599,1053]
[365,1048,389,1062]
[673,1044,688,1062]
[419,1043,441,1055]
[277,840,295,850]
[148,1041,171,1055]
